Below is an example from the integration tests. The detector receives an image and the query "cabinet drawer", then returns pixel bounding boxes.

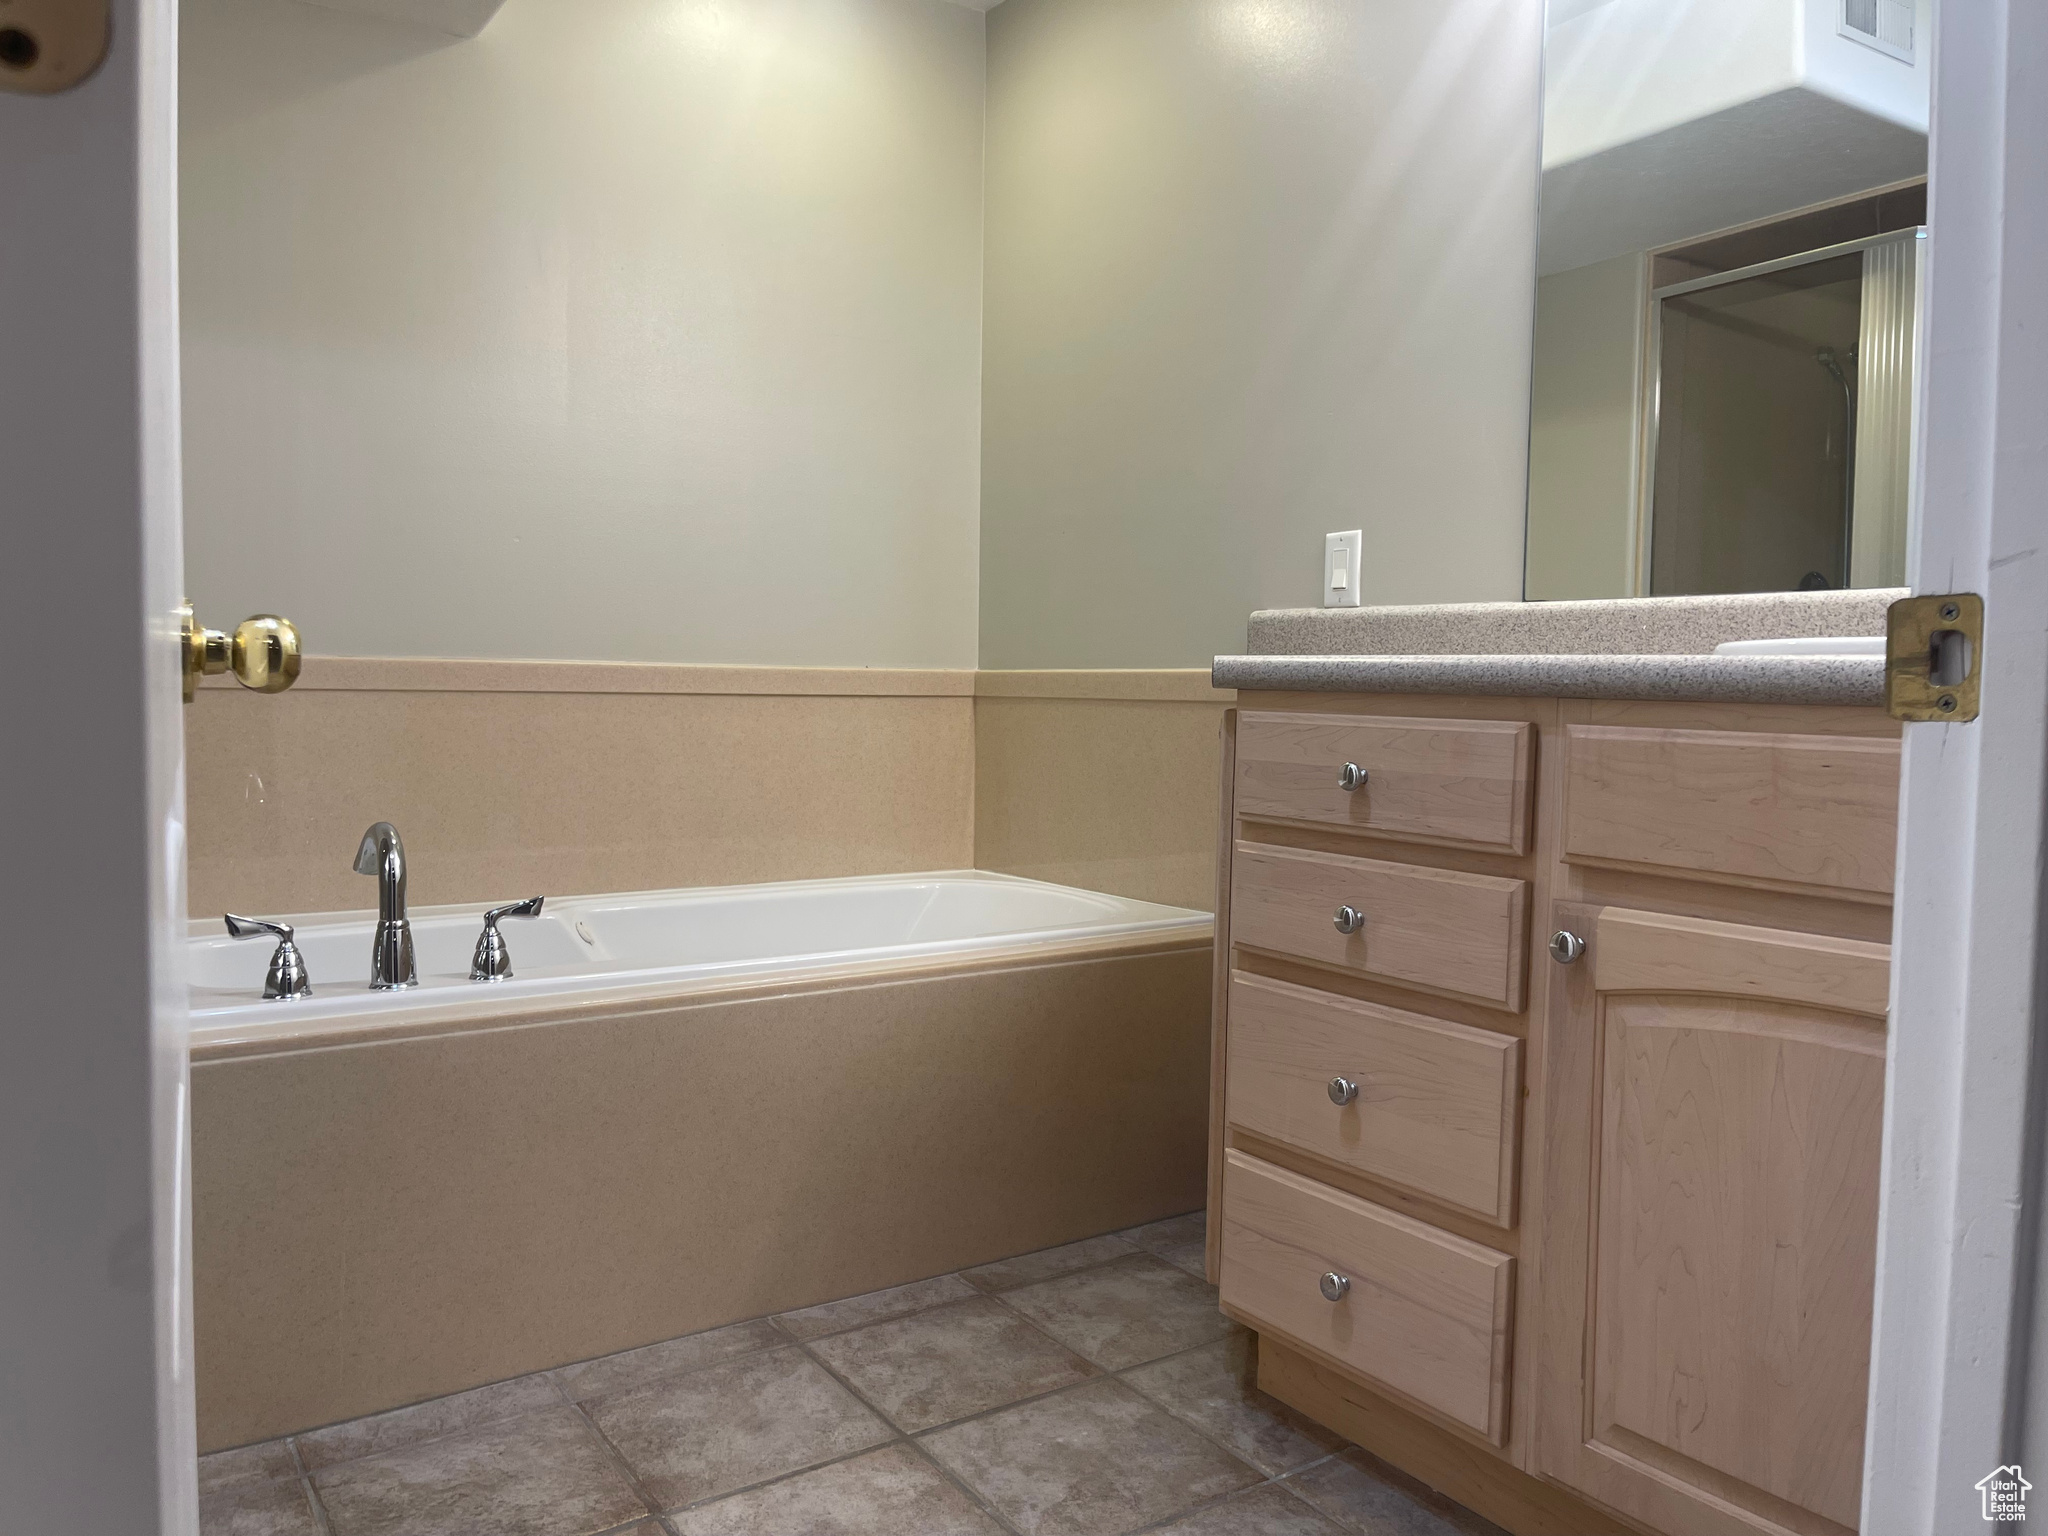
[1236,712,1533,854]
[1226,973,1520,1225]
[1231,843,1528,1011]
[1563,724,1900,898]
[1220,1150,1513,1443]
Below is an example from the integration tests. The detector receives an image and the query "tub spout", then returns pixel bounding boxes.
[354,821,417,989]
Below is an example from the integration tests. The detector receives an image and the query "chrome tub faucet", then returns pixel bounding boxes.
[354,821,417,989]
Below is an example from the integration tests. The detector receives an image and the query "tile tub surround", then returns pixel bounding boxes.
[189,662,1231,919]
[186,662,978,919]
[197,1219,1506,1536]
[1217,589,1901,703]
[974,673,1234,913]
[191,939,1213,1449]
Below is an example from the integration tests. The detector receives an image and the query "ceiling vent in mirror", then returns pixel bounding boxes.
[1841,0,1914,63]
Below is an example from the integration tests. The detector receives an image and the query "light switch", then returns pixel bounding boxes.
[1324,530,1363,608]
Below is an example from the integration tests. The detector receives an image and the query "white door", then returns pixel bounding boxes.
[1863,0,2048,1530]
[0,0,197,1530]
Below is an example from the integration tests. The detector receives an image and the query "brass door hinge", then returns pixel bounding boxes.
[1887,593,1984,722]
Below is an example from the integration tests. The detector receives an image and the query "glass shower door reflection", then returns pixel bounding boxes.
[1646,231,1919,596]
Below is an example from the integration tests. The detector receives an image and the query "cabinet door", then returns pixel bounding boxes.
[1534,904,1888,1536]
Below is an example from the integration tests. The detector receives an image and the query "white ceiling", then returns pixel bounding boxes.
[1540,0,1928,271]
[1539,86,1926,272]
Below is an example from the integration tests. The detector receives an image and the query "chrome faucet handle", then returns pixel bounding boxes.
[223,913,312,1000]
[471,896,545,982]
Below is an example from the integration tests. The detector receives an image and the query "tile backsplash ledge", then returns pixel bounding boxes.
[186,662,1232,919]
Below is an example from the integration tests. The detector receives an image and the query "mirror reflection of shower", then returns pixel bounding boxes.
[1646,228,1920,598]
[1814,344,1857,588]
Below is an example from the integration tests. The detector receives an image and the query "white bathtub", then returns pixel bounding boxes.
[188,870,1208,1045]
[191,871,1214,1443]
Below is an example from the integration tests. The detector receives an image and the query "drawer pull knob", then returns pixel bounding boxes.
[1337,762,1368,792]
[1319,1272,1351,1302]
[1549,929,1587,965]
[1333,905,1365,936]
[1328,1076,1359,1106]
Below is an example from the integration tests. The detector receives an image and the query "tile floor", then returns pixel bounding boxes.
[198,1213,1505,1536]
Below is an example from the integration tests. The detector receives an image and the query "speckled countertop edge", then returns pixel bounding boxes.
[1212,652,1885,705]
[1247,588,1904,658]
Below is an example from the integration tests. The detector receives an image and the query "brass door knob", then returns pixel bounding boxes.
[180,604,302,702]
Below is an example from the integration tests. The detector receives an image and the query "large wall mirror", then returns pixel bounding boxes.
[1524,0,1929,599]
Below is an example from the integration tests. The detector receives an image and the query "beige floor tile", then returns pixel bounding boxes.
[1148,1483,1351,1536]
[1001,1253,1235,1370]
[552,1318,785,1403]
[1121,1334,1344,1477]
[667,1443,1006,1535]
[1282,1448,1507,1536]
[198,1476,324,1536]
[1153,1238,1209,1278]
[962,1234,1138,1292]
[586,1346,894,1511]
[296,1372,563,1471]
[1118,1212,1205,1253]
[775,1274,977,1342]
[311,1405,648,1536]
[809,1295,1098,1432]
[921,1378,1259,1536]
[198,1439,299,1496]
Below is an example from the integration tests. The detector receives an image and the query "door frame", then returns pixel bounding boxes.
[1862,0,2048,1529]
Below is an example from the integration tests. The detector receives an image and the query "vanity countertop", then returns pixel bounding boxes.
[1213,588,1900,704]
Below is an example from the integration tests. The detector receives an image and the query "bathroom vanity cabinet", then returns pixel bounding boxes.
[1207,693,1900,1536]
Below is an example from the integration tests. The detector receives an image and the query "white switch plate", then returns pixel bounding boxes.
[1324,530,1364,608]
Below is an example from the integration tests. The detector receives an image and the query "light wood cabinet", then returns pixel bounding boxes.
[1561,725,1900,899]
[1236,710,1535,854]
[1226,972,1521,1225]
[1230,843,1528,1010]
[1533,904,1887,1536]
[1221,1150,1516,1443]
[1210,693,1900,1536]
